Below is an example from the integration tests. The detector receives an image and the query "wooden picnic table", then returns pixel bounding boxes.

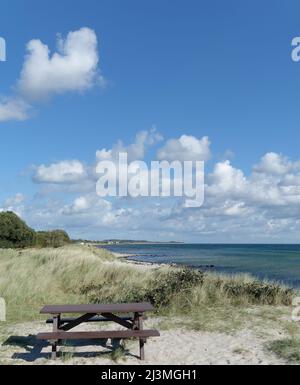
[37,302,159,360]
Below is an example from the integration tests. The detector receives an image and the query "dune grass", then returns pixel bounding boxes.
[1,244,300,364]
[0,244,295,328]
[267,338,300,363]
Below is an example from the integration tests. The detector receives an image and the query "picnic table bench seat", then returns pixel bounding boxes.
[37,329,160,340]
[38,302,159,360]
[45,315,147,324]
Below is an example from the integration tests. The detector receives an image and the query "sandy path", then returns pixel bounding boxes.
[0,320,287,365]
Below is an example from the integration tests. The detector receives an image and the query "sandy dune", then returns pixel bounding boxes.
[0,320,287,365]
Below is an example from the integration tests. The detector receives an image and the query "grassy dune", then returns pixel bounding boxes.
[0,244,299,362]
[0,244,295,320]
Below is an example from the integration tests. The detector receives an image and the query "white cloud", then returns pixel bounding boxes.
[0,193,26,217]
[6,132,300,242]
[0,27,102,123]
[96,128,163,162]
[3,193,25,207]
[207,160,247,196]
[253,152,293,175]
[33,160,87,184]
[157,135,211,161]
[65,196,91,213]
[18,27,101,101]
[61,194,112,216]
[0,97,29,122]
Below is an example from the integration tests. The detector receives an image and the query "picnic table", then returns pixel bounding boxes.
[37,303,159,360]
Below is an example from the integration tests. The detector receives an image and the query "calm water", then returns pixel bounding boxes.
[101,244,300,288]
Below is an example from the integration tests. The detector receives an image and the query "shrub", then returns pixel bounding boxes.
[145,268,204,307]
[80,267,204,308]
[36,230,70,248]
[223,280,293,305]
[0,211,36,248]
[267,338,300,362]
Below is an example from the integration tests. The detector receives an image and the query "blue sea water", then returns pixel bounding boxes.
[101,244,300,288]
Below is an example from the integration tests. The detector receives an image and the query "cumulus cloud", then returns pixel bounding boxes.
[253,152,294,175]
[18,27,101,101]
[207,160,247,196]
[6,131,300,242]
[0,27,102,123]
[3,193,25,208]
[61,194,112,216]
[157,135,211,162]
[0,97,29,122]
[96,128,163,162]
[0,193,26,216]
[33,160,87,184]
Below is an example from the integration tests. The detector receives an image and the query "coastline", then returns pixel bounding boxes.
[99,244,300,289]
[109,249,208,270]
[0,244,298,365]
[110,250,166,269]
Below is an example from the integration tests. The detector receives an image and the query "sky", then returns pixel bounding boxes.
[1,0,300,242]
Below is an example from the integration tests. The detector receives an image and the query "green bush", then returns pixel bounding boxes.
[36,230,70,248]
[267,338,300,362]
[80,267,204,308]
[0,211,36,248]
[145,268,204,307]
[0,211,71,249]
[223,280,293,305]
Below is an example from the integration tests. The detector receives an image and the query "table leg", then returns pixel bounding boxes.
[51,314,60,359]
[134,312,145,360]
[51,342,57,360]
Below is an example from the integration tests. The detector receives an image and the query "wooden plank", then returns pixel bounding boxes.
[51,342,57,360]
[40,302,154,314]
[136,312,145,360]
[53,314,60,331]
[37,329,160,340]
[140,339,145,360]
[101,313,133,329]
[60,313,97,331]
[46,315,138,324]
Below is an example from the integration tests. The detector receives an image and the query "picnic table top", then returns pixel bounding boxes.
[40,302,154,314]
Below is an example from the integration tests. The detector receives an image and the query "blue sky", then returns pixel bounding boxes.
[1,1,300,242]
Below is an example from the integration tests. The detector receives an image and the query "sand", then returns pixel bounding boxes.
[0,249,294,365]
[0,319,288,365]
[111,251,168,269]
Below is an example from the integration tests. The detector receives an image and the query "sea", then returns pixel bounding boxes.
[101,243,300,288]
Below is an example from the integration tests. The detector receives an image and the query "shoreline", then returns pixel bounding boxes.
[105,247,297,290]
[0,245,298,365]
[110,250,166,269]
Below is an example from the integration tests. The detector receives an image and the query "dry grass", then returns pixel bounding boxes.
[1,244,300,364]
[0,244,297,328]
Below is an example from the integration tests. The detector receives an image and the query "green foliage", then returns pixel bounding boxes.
[0,211,36,249]
[267,338,300,362]
[0,211,70,249]
[145,268,204,307]
[222,280,293,306]
[36,230,70,248]
[80,267,205,308]
[0,245,296,325]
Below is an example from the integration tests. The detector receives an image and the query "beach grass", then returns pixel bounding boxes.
[0,244,296,325]
[267,338,300,363]
[1,244,300,364]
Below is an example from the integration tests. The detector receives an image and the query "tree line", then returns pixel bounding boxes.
[0,211,70,248]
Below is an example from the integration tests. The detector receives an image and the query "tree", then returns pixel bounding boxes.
[36,230,70,248]
[0,211,36,248]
